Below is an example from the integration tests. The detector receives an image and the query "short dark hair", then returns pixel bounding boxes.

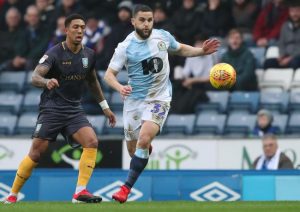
[133,4,153,17]
[262,134,277,142]
[64,13,86,28]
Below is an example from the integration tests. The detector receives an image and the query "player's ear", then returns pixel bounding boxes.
[131,17,135,27]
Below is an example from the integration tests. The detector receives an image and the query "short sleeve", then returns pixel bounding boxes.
[38,48,56,69]
[161,30,180,51]
[108,43,127,72]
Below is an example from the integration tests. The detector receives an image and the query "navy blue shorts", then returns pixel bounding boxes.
[32,110,92,144]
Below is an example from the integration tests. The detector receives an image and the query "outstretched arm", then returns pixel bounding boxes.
[32,64,59,90]
[174,39,220,57]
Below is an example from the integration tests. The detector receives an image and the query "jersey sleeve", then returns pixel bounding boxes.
[108,43,127,72]
[38,48,56,69]
[161,30,180,51]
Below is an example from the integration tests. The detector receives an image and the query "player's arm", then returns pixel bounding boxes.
[32,64,59,90]
[174,39,220,57]
[104,68,132,98]
[86,69,116,127]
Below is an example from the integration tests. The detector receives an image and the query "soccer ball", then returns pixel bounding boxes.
[209,63,236,89]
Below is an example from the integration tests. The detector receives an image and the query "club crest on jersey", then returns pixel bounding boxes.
[157,41,167,51]
[82,58,88,68]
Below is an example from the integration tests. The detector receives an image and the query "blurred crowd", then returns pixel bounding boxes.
[0,0,299,114]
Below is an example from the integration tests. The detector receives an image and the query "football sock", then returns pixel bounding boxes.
[76,148,97,191]
[11,156,38,194]
[125,148,149,189]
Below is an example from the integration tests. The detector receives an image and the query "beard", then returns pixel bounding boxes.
[135,27,152,39]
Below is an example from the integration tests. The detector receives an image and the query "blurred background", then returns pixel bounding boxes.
[0,0,300,202]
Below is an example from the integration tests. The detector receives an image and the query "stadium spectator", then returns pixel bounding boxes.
[47,16,66,49]
[201,0,233,39]
[96,0,133,70]
[153,3,174,33]
[232,0,258,44]
[35,0,56,32]
[221,29,257,91]
[79,0,118,25]
[253,134,293,170]
[0,7,22,71]
[253,109,278,137]
[171,35,214,114]
[172,0,201,45]
[264,2,300,70]
[54,0,86,19]
[0,0,32,29]
[82,13,110,53]
[9,5,50,70]
[253,0,288,47]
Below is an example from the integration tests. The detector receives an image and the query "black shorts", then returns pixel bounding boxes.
[32,110,92,144]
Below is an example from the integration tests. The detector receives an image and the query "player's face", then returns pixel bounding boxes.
[132,11,153,39]
[263,139,278,158]
[66,19,86,45]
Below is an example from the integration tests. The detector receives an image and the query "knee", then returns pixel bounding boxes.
[83,137,98,148]
[28,148,42,162]
[137,134,152,149]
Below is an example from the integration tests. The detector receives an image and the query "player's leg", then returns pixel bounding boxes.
[126,140,137,157]
[4,138,49,204]
[113,121,159,203]
[69,126,102,203]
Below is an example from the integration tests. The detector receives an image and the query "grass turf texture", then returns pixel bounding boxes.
[1,201,300,212]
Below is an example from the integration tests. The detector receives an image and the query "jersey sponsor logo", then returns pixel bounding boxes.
[39,55,48,64]
[62,61,72,65]
[142,57,163,75]
[82,58,88,68]
[157,41,167,51]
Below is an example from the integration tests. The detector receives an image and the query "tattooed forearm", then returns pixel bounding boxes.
[31,64,50,88]
[86,69,105,103]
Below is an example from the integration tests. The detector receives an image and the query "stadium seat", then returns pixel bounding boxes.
[255,69,264,87]
[260,68,294,91]
[250,47,265,68]
[24,71,39,91]
[289,89,300,112]
[15,113,38,135]
[103,113,123,135]
[286,113,300,135]
[224,113,256,136]
[194,113,226,135]
[259,91,289,113]
[197,91,229,113]
[290,68,300,89]
[0,92,23,114]
[265,46,279,59]
[22,90,42,113]
[272,114,288,134]
[110,92,123,111]
[87,115,106,134]
[0,113,17,135]
[228,91,260,113]
[0,71,26,92]
[164,114,195,135]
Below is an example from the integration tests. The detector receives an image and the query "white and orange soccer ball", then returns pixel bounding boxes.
[209,63,236,89]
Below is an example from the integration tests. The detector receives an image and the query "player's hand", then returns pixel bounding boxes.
[103,108,116,127]
[46,78,59,90]
[202,39,220,55]
[182,78,194,89]
[119,85,132,99]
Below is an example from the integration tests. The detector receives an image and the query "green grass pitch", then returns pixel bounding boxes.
[1,201,300,212]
